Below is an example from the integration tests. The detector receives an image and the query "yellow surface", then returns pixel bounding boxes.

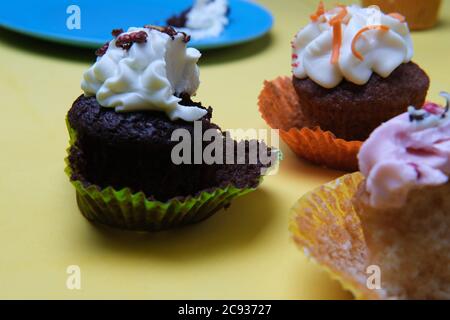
[0,0,449,299]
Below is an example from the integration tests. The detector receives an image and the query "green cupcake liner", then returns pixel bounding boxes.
[65,120,275,232]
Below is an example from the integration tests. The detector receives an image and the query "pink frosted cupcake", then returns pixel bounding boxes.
[290,92,450,299]
[353,94,450,299]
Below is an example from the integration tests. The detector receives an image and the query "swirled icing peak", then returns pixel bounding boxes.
[358,92,450,209]
[292,3,413,88]
[81,26,207,122]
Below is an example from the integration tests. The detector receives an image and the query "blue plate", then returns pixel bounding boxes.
[0,0,273,50]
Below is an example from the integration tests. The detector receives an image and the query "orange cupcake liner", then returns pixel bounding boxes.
[258,76,362,172]
[289,172,383,300]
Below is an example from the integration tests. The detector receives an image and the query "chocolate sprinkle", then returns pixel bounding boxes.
[115,30,148,50]
[95,25,192,56]
[409,111,425,122]
[144,25,191,43]
[111,28,124,37]
[95,42,109,57]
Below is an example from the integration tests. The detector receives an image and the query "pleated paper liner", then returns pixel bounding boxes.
[258,76,362,172]
[65,121,273,232]
[289,172,382,300]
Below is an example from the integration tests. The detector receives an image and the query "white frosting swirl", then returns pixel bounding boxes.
[81,27,207,122]
[177,0,229,40]
[292,5,413,88]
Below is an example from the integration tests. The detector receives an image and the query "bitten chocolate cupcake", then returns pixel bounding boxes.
[66,26,275,231]
[167,0,229,40]
[291,3,429,141]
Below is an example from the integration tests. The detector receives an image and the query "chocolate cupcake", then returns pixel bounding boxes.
[167,0,230,40]
[291,3,429,141]
[66,26,275,231]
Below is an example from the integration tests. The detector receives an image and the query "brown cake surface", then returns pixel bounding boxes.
[68,95,271,202]
[292,62,430,141]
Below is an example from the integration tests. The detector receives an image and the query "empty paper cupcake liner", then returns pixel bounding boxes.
[289,172,382,299]
[258,77,362,172]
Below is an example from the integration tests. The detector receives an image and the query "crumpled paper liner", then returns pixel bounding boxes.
[258,76,362,172]
[65,121,264,232]
[289,172,382,300]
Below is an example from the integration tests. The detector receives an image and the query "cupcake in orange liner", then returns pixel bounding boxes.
[259,77,362,172]
[362,0,442,30]
[259,2,430,171]
[290,92,450,299]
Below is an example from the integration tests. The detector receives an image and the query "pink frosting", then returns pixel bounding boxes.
[358,95,450,209]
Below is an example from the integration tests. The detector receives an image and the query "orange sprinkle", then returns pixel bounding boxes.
[331,23,342,64]
[351,25,390,61]
[329,6,348,64]
[329,6,348,25]
[310,1,325,22]
[388,12,406,23]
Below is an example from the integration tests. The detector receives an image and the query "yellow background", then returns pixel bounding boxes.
[1,0,449,299]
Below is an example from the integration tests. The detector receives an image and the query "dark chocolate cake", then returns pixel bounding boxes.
[68,95,271,202]
[292,62,430,141]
